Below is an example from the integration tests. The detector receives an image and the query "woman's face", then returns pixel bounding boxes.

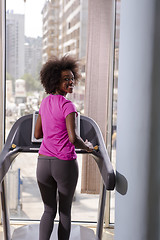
[57,70,75,96]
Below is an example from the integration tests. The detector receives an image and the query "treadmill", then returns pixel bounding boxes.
[0,112,115,240]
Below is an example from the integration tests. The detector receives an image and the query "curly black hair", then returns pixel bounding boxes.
[40,55,81,94]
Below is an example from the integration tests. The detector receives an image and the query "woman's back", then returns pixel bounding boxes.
[39,94,77,160]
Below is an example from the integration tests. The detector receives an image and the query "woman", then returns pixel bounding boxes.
[34,55,94,240]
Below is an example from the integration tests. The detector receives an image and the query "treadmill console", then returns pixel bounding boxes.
[31,111,80,143]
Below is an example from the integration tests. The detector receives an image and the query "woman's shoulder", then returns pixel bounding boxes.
[56,96,76,112]
[41,94,72,104]
[63,97,75,108]
[40,94,49,105]
[56,95,72,105]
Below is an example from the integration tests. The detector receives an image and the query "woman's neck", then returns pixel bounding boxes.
[53,91,67,97]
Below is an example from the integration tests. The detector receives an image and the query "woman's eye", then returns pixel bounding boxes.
[64,78,74,81]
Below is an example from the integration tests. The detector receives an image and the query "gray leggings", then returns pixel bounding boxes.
[36,156,78,240]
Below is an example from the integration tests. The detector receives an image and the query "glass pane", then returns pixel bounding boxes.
[5,0,124,230]
[109,0,121,224]
[5,0,98,224]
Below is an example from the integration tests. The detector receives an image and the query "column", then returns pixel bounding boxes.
[115,0,160,239]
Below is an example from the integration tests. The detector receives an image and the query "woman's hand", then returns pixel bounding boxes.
[84,139,94,152]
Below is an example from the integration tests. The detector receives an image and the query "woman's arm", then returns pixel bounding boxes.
[34,114,43,139]
[66,112,94,152]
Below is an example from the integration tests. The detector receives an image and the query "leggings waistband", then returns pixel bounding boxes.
[38,156,59,160]
[38,156,76,161]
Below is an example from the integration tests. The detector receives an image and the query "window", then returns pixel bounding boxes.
[5,0,99,225]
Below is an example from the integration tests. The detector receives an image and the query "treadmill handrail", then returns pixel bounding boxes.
[80,115,116,190]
